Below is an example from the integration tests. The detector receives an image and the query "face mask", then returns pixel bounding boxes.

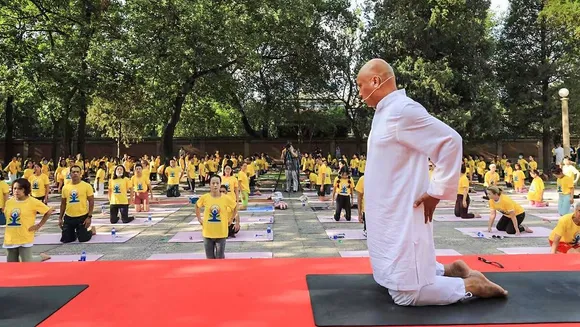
[116,171,123,177]
[519,155,523,159]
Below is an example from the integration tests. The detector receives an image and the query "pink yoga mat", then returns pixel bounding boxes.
[249,194,273,199]
[0,254,103,262]
[33,232,138,244]
[339,249,461,257]
[454,226,552,238]
[90,217,163,226]
[317,215,361,223]
[497,247,551,254]
[189,216,274,225]
[168,230,274,243]
[326,229,366,240]
[433,214,488,222]
[146,252,273,260]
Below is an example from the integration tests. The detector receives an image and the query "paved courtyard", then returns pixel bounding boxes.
[1,172,561,262]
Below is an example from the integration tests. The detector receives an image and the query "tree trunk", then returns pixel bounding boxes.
[76,90,88,158]
[50,117,61,164]
[542,127,552,173]
[162,81,195,161]
[4,95,14,160]
[117,121,121,158]
[64,119,73,157]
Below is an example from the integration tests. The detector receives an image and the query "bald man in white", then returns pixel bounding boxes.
[357,59,507,306]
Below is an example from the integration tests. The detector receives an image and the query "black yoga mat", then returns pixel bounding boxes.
[306,272,580,326]
[0,285,88,327]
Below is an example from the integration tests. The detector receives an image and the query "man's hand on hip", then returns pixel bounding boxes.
[413,192,440,224]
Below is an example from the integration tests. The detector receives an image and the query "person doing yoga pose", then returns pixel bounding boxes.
[454,165,481,219]
[486,186,533,235]
[549,202,580,254]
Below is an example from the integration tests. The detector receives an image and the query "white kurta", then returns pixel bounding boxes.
[364,89,462,292]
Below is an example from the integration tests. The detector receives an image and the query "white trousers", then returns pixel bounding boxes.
[94,182,105,197]
[8,173,17,183]
[388,262,467,306]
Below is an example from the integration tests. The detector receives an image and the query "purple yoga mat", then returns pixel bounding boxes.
[90,217,163,226]
[433,214,488,222]
[455,226,552,238]
[325,229,366,240]
[168,230,274,243]
[146,252,273,260]
[537,213,561,221]
[33,232,138,244]
[0,254,103,262]
[189,216,274,225]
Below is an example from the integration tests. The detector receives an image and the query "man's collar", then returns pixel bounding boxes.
[376,89,406,112]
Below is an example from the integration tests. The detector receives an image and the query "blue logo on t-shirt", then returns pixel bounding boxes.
[114,184,121,194]
[8,209,21,226]
[170,172,175,178]
[224,183,230,192]
[137,183,143,191]
[208,205,221,222]
[573,233,580,246]
[69,190,80,203]
[32,181,39,190]
[341,185,347,193]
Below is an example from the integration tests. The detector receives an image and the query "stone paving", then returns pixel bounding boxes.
[0,171,563,261]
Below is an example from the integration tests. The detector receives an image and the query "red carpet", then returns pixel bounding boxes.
[0,254,578,327]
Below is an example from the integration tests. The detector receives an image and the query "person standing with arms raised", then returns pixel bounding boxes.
[357,58,507,306]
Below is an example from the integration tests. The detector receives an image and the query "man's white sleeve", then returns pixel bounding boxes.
[395,103,463,200]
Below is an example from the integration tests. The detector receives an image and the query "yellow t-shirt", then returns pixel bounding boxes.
[109,177,132,205]
[477,161,486,175]
[325,167,332,185]
[529,161,538,171]
[196,193,237,238]
[355,176,365,212]
[95,168,106,182]
[0,180,10,208]
[62,181,94,217]
[359,160,366,173]
[316,164,327,185]
[309,172,317,185]
[489,194,525,216]
[557,175,574,195]
[187,163,197,179]
[504,166,513,183]
[237,171,250,193]
[199,163,207,177]
[28,174,50,198]
[335,177,354,196]
[457,174,469,195]
[513,170,525,188]
[549,213,580,244]
[22,169,34,180]
[41,163,50,176]
[3,197,50,245]
[527,177,545,202]
[165,166,182,185]
[246,164,255,178]
[518,159,528,171]
[4,161,18,174]
[221,175,239,199]
[131,175,149,193]
[484,171,499,187]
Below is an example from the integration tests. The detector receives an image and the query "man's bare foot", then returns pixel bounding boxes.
[444,260,471,278]
[465,271,508,298]
[474,214,482,218]
[522,225,533,233]
[91,226,97,235]
[40,253,51,262]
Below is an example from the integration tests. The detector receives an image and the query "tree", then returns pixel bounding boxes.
[541,0,580,37]
[362,0,499,140]
[496,0,580,171]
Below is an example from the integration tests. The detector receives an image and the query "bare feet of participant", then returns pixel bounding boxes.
[465,270,508,298]
[474,214,482,218]
[444,260,471,278]
[522,225,533,233]
[40,253,51,262]
[90,226,97,235]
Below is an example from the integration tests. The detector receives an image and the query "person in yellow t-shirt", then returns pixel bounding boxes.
[41,159,50,176]
[4,157,20,183]
[455,165,480,219]
[221,165,239,203]
[94,161,107,197]
[315,156,328,201]
[486,186,533,235]
[4,178,54,262]
[358,154,366,176]
[28,163,50,204]
[198,160,207,186]
[60,166,96,243]
[165,159,183,197]
[305,169,317,189]
[0,171,11,226]
[186,158,197,193]
[108,165,134,224]
[131,164,153,212]
[332,167,355,221]
[355,175,366,236]
[553,167,575,216]
[512,164,526,193]
[549,203,580,254]
[527,170,548,207]
[503,160,514,188]
[195,175,238,259]
[22,161,34,180]
[237,163,250,210]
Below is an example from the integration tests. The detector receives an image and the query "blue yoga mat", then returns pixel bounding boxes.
[244,206,274,212]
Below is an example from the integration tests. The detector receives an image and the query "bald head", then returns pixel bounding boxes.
[356,58,397,108]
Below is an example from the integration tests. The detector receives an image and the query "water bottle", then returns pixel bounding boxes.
[267,225,272,234]
[101,204,106,214]
[148,213,152,223]
[477,232,484,238]
[111,228,117,241]
[79,250,87,262]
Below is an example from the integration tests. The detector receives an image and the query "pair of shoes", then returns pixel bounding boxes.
[363,230,367,238]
